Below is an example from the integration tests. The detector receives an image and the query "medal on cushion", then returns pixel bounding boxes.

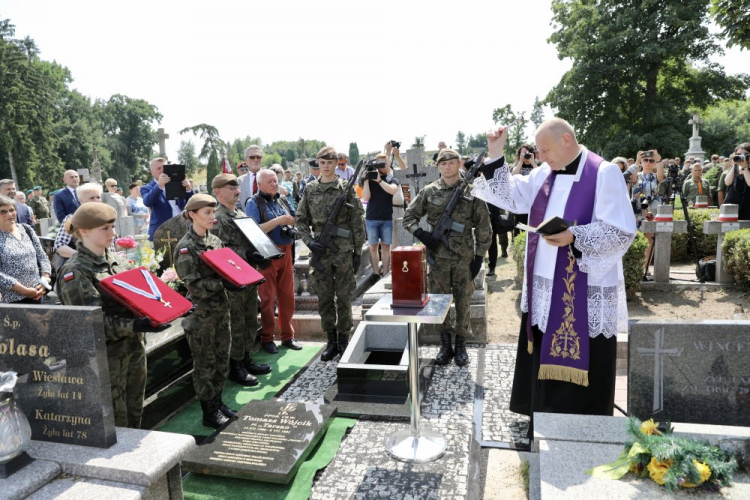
[228,259,242,271]
[113,269,172,308]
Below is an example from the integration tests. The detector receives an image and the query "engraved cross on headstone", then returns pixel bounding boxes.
[688,114,703,138]
[160,230,178,268]
[637,328,683,413]
[156,128,170,158]
[406,163,427,197]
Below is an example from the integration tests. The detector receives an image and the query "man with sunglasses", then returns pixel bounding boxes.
[238,145,264,210]
[335,153,356,180]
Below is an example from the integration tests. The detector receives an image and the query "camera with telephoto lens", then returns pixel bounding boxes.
[365,157,386,181]
[668,163,680,179]
[524,152,532,160]
[733,154,748,163]
[640,195,652,209]
[280,225,300,240]
[389,140,401,149]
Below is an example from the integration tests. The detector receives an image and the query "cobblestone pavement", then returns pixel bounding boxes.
[278,350,338,404]
[481,344,530,447]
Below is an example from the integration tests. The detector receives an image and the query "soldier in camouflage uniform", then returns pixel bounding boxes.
[296,146,365,361]
[402,149,492,366]
[175,194,243,428]
[58,203,170,428]
[27,186,50,220]
[210,173,272,386]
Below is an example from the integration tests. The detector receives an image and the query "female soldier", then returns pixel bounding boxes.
[174,194,244,428]
[58,203,169,428]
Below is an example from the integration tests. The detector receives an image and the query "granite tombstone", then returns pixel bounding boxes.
[182,400,336,484]
[152,215,188,269]
[393,152,438,246]
[629,320,750,427]
[0,304,117,448]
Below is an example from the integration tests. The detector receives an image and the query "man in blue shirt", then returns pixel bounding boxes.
[246,169,300,354]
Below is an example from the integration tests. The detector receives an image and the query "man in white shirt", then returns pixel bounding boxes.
[335,153,356,180]
[238,145,264,211]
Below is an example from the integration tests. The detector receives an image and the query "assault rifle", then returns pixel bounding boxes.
[426,152,486,266]
[310,158,366,271]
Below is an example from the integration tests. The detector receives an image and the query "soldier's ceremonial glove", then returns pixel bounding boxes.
[470,255,483,280]
[246,250,271,270]
[183,305,196,318]
[134,317,170,333]
[223,280,246,292]
[352,253,361,273]
[414,228,440,252]
[308,240,326,255]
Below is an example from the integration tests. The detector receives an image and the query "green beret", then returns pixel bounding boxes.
[33,185,42,191]
[25,189,33,196]
[184,194,217,211]
[69,203,117,232]
[436,149,461,164]
[317,146,337,160]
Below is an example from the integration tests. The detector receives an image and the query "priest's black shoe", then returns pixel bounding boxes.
[243,353,271,375]
[501,249,509,258]
[486,268,495,277]
[200,399,229,428]
[229,359,259,386]
[435,331,454,365]
[454,335,470,367]
[320,331,339,362]
[214,394,237,419]
[337,331,349,356]
[282,339,303,350]
[262,341,278,354]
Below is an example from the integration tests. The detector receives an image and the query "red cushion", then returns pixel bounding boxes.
[99,267,193,325]
[200,248,265,287]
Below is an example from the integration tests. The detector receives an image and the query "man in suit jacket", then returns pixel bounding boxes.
[141,157,194,240]
[53,170,81,222]
[0,179,33,225]
[237,145,264,211]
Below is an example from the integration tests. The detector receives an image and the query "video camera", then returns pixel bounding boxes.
[365,157,387,181]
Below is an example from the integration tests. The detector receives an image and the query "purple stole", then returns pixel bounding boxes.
[525,151,604,387]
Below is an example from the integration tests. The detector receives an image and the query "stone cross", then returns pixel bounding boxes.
[688,114,703,138]
[640,206,687,283]
[156,128,170,158]
[160,230,179,268]
[637,328,683,413]
[406,163,427,199]
[91,147,102,184]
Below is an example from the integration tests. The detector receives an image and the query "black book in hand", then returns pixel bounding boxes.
[516,216,570,236]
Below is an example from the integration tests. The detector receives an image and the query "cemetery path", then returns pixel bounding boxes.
[628,286,750,321]
[486,254,522,345]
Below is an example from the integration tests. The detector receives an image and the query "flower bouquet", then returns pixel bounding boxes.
[116,239,164,273]
[587,417,738,492]
[159,267,186,296]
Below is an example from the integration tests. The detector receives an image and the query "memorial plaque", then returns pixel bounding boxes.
[629,320,750,427]
[182,400,336,484]
[0,304,117,448]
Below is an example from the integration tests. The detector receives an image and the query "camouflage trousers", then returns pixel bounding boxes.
[311,250,356,334]
[184,300,231,402]
[106,333,146,428]
[428,255,475,338]
[228,285,259,361]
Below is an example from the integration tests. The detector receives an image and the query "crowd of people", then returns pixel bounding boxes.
[2,125,747,433]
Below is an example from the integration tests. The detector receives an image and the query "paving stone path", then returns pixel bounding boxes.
[481,344,530,447]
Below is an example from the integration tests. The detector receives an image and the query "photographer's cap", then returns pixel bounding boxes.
[184,194,217,211]
[375,152,388,160]
[211,173,239,189]
[317,146,337,160]
[436,149,461,164]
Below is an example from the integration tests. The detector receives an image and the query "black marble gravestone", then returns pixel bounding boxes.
[0,304,117,447]
[182,400,336,484]
[629,320,750,427]
[152,215,188,270]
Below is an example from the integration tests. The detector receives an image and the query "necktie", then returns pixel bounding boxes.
[72,188,80,206]
[252,175,258,194]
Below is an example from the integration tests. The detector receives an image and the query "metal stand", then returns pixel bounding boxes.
[365,293,452,463]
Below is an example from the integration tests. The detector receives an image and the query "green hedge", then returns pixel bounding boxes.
[723,229,750,290]
[511,230,646,300]
[668,208,720,262]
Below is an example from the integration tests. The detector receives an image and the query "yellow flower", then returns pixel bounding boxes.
[640,419,659,435]
[681,460,711,488]
[647,457,672,485]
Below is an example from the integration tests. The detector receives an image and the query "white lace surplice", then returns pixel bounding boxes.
[472,147,637,338]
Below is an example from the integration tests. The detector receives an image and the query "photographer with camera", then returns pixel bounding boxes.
[723,143,750,218]
[635,149,665,280]
[509,144,539,235]
[360,146,402,276]
[246,169,301,353]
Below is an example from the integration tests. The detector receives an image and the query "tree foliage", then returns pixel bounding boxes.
[177,140,201,176]
[455,132,467,154]
[492,104,529,158]
[700,99,750,156]
[546,0,750,158]
[711,0,750,51]
[530,96,545,129]
[349,142,360,164]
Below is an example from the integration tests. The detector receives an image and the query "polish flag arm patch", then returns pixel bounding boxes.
[63,272,75,282]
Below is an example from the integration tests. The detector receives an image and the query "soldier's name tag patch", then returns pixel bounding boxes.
[63,272,75,282]
[179,248,189,255]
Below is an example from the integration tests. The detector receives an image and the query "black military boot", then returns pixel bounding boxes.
[454,335,470,367]
[243,352,272,375]
[228,358,259,386]
[214,393,237,419]
[320,331,338,362]
[435,331,454,365]
[200,399,229,428]
[337,331,349,358]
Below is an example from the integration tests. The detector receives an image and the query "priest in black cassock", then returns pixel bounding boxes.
[473,118,636,437]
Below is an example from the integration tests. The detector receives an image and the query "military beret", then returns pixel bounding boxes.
[69,203,117,232]
[33,185,42,191]
[317,146,337,160]
[436,149,461,164]
[211,173,239,189]
[184,193,217,211]
[25,189,33,196]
